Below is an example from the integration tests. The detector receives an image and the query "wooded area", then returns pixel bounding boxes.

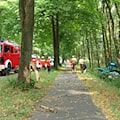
[0,0,120,82]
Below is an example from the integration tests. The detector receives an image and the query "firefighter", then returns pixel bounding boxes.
[46,56,51,72]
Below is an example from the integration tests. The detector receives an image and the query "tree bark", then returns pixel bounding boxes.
[56,13,60,66]
[101,0,110,66]
[93,31,100,67]
[105,6,112,61]
[105,0,119,57]
[102,25,108,66]
[114,2,120,53]
[51,14,59,70]
[51,16,57,69]
[0,9,3,39]
[89,34,94,68]
[18,0,34,83]
[86,31,91,68]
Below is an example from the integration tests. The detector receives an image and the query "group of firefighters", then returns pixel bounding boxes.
[69,55,87,73]
[40,56,51,71]
[31,55,51,72]
[32,54,87,73]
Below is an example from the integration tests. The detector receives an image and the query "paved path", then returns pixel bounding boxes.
[30,72,107,120]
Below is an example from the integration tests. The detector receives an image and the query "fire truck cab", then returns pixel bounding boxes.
[0,40,20,75]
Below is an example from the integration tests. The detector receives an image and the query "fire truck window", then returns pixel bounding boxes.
[4,46,10,53]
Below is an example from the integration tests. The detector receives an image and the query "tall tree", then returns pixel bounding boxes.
[51,14,59,69]
[105,0,119,57]
[18,0,34,83]
[114,2,120,52]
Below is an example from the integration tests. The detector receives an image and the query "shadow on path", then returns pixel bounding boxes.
[30,71,107,120]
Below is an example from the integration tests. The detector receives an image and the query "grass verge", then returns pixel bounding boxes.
[0,70,60,120]
[78,71,120,120]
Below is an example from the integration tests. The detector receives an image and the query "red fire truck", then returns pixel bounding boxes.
[0,40,20,75]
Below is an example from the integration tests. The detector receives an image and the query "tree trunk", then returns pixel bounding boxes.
[51,14,59,70]
[105,5,112,61]
[0,10,2,39]
[86,31,91,68]
[114,2,120,54]
[101,1,108,66]
[56,13,59,66]
[51,16,57,69]
[89,34,94,68]
[18,0,34,83]
[102,25,108,66]
[105,0,119,58]
[93,31,100,67]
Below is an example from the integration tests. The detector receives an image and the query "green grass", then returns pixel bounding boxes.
[78,70,120,120]
[0,70,60,120]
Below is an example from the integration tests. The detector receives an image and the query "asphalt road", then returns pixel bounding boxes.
[30,71,107,120]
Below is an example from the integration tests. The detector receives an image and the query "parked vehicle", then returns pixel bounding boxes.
[97,62,120,74]
[0,40,20,75]
[97,62,120,79]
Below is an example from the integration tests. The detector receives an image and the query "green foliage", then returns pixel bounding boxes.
[1,0,119,68]
[0,0,21,42]
[0,0,102,58]
[7,78,35,90]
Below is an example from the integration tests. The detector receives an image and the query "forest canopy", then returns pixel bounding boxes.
[0,0,120,68]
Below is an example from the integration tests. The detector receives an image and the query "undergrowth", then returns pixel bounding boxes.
[0,70,60,120]
[7,78,35,90]
[80,69,120,120]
